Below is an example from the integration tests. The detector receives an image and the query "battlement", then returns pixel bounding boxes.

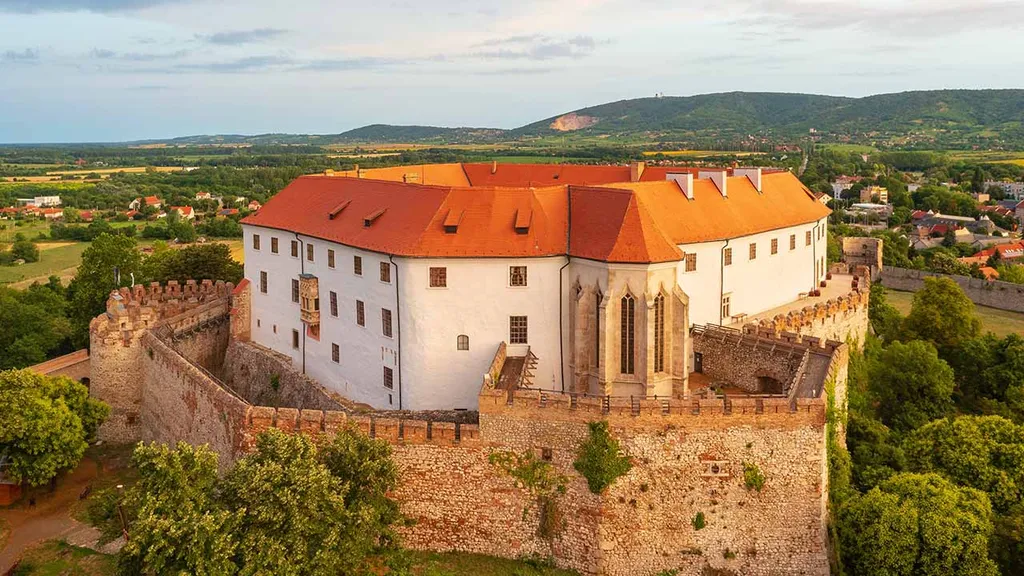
[245,406,481,447]
[91,280,235,341]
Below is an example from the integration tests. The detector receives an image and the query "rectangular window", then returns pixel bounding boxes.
[306,243,314,262]
[291,240,299,258]
[620,295,635,374]
[771,238,778,255]
[353,255,362,276]
[252,234,260,250]
[806,231,812,246]
[356,300,365,326]
[429,267,447,288]
[380,262,391,283]
[291,279,299,303]
[332,343,340,363]
[509,266,527,287]
[749,243,757,260]
[271,237,279,254]
[509,316,528,344]
[790,234,796,251]
[653,294,665,373]
[327,249,335,268]
[291,329,299,349]
[259,271,267,294]
[382,308,393,338]
[685,253,697,272]
[722,294,731,319]
[329,291,338,317]
[383,366,394,389]
[724,247,732,266]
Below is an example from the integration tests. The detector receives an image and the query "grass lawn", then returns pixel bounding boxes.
[11,540,116,576]
[0,242,89,287]
[887,289,1024,337]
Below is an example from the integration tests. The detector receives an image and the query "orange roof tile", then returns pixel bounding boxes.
[244,165,829,264]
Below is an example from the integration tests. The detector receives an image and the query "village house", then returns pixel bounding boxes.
[241,162,831,410]
[830,175,862,197]
[859,185,888,204]
[170,206,195,220]
[129,196,162,211]
[195,191,213,200]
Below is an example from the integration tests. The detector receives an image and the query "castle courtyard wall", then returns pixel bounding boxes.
[881,266,1024,313]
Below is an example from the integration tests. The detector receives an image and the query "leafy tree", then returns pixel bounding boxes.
[0,370,108,486]
[901,277,981,356]
[0,283,72,369]
[10,239,39,263]
[904,416,1024,513]
[871,341,954,432]
[839,473,998,576]
[996,265,1024,284]
[141,243,242,285]
[868,284,902,342]
[947,334,1024,421]
[847,413,906,491]
[67,233,143,347]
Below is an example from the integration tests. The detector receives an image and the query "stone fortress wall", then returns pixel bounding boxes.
[86,277,867,576]
[881,266,1024,314]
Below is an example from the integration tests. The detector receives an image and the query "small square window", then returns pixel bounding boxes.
[724,247,732,266]
[356,300,365,326]
[271,237,279,254]
[509,316,528,344]
[259,271,267,294]
[383,366,394,389]
[380,262,391,283]
[429,267,447,288]
[457,334,469,350]
[252,234,260,250]
[291,329,299,349]
[354,255,363,275]
[291,240,299,257]
[332,343,340,363]
[306,243,314,262]
[328,249,335,268]
[749,243,757,260]
[510,266,527,287]
[330,291,338,317]
[771,238,778,255]
[382,308,393,338]
[291,279,299,303]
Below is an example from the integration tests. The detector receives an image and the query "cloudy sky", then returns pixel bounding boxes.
[1,0,1022,143]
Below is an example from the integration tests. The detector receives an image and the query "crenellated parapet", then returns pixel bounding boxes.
[752,268,870,339]
[91,279,235,341]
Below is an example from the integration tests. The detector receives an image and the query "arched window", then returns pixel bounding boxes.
[620,293,635,374]
[457,334,469,351]
[654,293,665,373]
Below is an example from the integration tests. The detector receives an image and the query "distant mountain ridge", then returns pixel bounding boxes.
[126,89,1024,148]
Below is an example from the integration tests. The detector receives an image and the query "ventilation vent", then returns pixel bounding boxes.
[328,200,351,220]
[514,208,532,234]
[363,208,386,227]
[443,209,463,234]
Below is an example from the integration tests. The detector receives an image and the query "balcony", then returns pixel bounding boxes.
[299,274,320,325]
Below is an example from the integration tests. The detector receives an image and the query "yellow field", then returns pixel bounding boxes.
[643,150,759,157]
[0,165,191,183]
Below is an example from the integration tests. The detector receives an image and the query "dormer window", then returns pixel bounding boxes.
[443,209,463,234]
[364,208,386,227]
[514,208,532,234]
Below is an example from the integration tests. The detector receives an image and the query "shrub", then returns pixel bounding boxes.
[743,462,766,492]
[573,421,631,494]
[692,511,706,530]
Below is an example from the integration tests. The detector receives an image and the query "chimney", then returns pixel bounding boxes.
[698,170,728,198]
[491,160,498,175]
[667,173,694,200]
[630,161,646,182]
[734,168,763,192]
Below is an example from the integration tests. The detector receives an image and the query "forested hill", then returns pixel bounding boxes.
[121,89,1024,148]
[515,90,1024,147]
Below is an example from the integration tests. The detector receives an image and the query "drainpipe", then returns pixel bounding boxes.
[719,239,730,325]
[294,232,306,374]
[389,255,403,410]
[558,186,573,393]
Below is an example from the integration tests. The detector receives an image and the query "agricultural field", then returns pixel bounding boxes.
[642,149,760,158]
[0,242,89,286]
[887,289,1024,337]
[815,143,878,154]
[945,150,1024,164]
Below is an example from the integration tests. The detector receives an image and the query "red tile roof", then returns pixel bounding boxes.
[242,165,829,264]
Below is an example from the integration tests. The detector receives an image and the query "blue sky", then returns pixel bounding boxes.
[1,0,1022,143]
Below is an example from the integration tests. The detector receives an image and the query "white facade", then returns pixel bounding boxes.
[244,215,828,410]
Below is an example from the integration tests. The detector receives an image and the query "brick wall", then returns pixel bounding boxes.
[881,266,1024,313]
[221,340,344,411]
[693,334,806,394]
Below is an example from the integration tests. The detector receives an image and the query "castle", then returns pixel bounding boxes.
[68,162,878,575]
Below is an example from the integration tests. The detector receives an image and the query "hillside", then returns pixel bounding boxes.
[119,89,1024,149]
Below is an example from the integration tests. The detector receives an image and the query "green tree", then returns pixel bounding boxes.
[10,239,39,263]
[901,277,981,356]
[871,341,955,432]
[868,284,903,342]
[141,243,242,285]
[0,283,72,369]
[839,473,998,576]
[66,233,143,347]
[847,413,906,491]
[995,265,1024,284]
[904,416,1024,513]
[0,370,108,486]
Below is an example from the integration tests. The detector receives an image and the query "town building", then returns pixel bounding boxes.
[16,195,62,207]
[984,180,1024,199]
[171,206,195,220]
[859,185,888,204]
[830,175,862,197]
[129,196,162,210]
[195,191,213,200]
[240,163,831,411]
